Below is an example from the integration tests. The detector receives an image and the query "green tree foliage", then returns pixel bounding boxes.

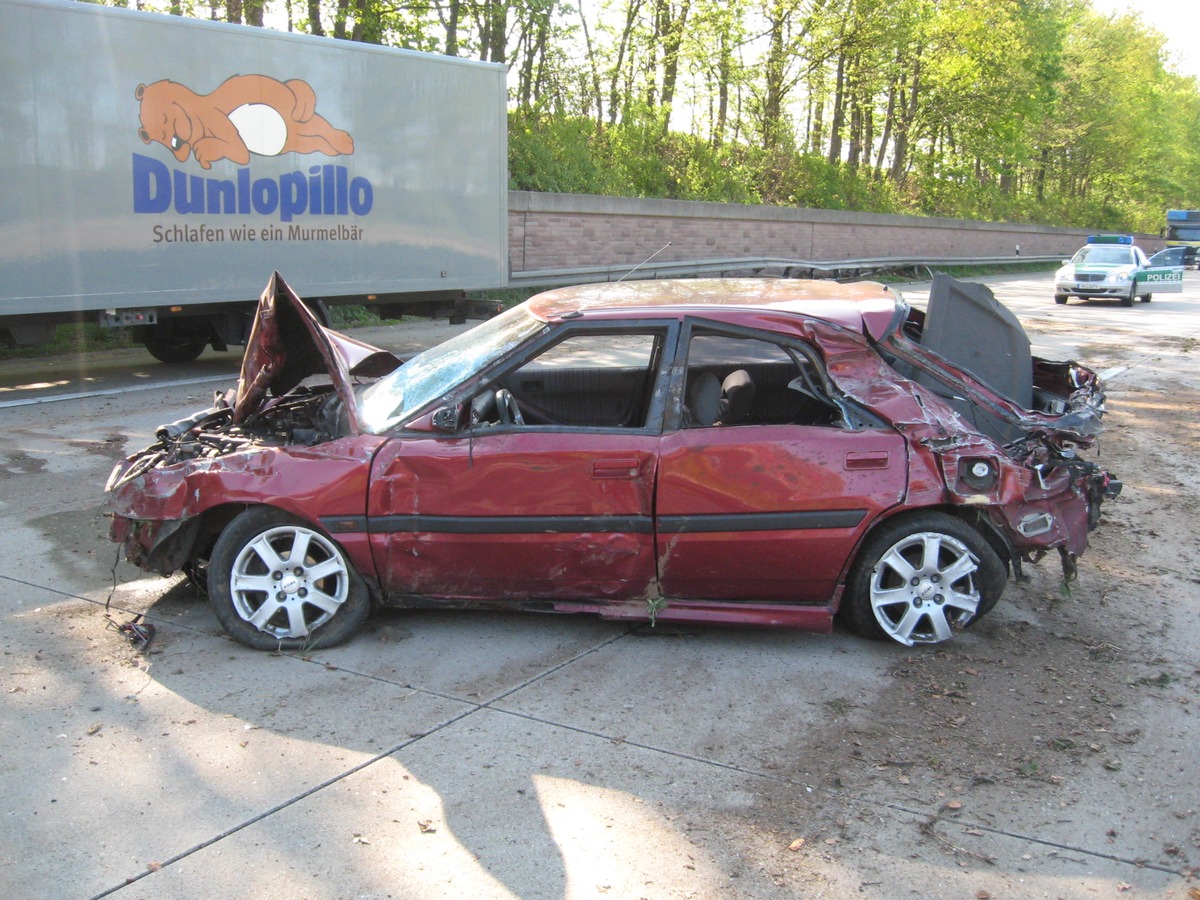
[114,0,1200,230]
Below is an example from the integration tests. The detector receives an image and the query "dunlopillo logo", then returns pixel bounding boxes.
[132,75,372,222]
[132,155,372,222]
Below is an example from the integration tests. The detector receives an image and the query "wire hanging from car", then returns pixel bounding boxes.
[104,542,156,651]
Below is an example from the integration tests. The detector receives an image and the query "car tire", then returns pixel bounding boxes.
[208,507,370,651]
[1140,293,1152,303]
[839,511,1006,647]
[1121,290,1135,307]
[1054,294,1068,305]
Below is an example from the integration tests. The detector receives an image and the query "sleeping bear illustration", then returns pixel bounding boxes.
[135,75,354,169]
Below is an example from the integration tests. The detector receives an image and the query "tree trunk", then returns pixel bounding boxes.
[890,57,921,183]
[761,3,787,148]
[860,96,873,176]
[827,54,845,165]
[811,96,824,156]
[443,0,460,55]
[847,59,863,172]
[519,12,550,109]
[578,1,604,123]
[307,0,324,36]
[714,42,729,145]
[875,77,895,179]
[608,0,643,125]
[657,0,692,133]
[1035,146,1047,203]
[333,0,349,40]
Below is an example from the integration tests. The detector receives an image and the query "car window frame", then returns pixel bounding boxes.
[669,317,881,432]
[439,317,682,436]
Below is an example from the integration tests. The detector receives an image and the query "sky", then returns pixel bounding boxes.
[1091,0,1200,79]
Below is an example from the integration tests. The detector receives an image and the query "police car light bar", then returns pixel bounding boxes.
[1086,234,1133,245]
[1167,210,1200,222]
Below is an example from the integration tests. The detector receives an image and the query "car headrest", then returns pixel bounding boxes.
[687,371,722,427]
[719,369,755,424]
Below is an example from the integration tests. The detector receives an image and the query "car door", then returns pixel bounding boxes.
[367,323,675,602]
[654,325,907,604]
[1139,249,1186,294]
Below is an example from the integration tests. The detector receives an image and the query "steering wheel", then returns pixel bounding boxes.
[495,389,525,425]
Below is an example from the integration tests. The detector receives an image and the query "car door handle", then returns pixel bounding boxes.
[845,450,890,470]
[592,459,641,479]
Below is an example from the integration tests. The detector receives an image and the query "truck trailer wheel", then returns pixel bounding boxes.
[145,322,209,364]
[146,335,208,364]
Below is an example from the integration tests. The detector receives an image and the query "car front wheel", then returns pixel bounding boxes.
[1121,290,1135,307]
[1054,293,1068,305]
[208,508,369,650]
[840,512,1005,646]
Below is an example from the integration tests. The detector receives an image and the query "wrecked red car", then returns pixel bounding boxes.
[106,273,1119,650]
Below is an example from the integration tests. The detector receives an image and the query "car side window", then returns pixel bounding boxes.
[683,333,843,428]
[471,331,665,429]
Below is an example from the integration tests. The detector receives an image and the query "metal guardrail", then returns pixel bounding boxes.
[508,254,1062,287]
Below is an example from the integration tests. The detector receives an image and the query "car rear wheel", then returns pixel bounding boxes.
[208,507,369,650]
[840,512,1005,646]
[1139,293,1152,303]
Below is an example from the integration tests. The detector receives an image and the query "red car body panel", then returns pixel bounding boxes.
[558,597,838,632]
[654,425,907,602]
[366,431,658,599]
[107,434,384,575]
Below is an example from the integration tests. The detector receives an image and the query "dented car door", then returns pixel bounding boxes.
[365,324,675,602]
[654,325,908,603]
[367,431,659,600]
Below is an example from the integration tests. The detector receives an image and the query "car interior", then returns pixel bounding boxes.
[468,328,846,430]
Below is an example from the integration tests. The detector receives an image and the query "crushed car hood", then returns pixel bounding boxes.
[234,273,403,430]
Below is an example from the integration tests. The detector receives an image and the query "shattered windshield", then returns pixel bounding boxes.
[358,305,546,434]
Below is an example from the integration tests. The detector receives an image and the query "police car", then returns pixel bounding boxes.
[1054,234,1184,307]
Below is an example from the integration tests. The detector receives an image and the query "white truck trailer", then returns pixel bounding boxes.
[0,0,508,361]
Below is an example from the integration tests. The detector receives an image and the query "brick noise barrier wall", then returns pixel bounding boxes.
[508,191,1160,276]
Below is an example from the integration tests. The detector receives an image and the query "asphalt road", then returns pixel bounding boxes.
[1,270,1197,899]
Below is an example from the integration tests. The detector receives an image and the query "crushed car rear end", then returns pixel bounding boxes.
[873,275,1119,582]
